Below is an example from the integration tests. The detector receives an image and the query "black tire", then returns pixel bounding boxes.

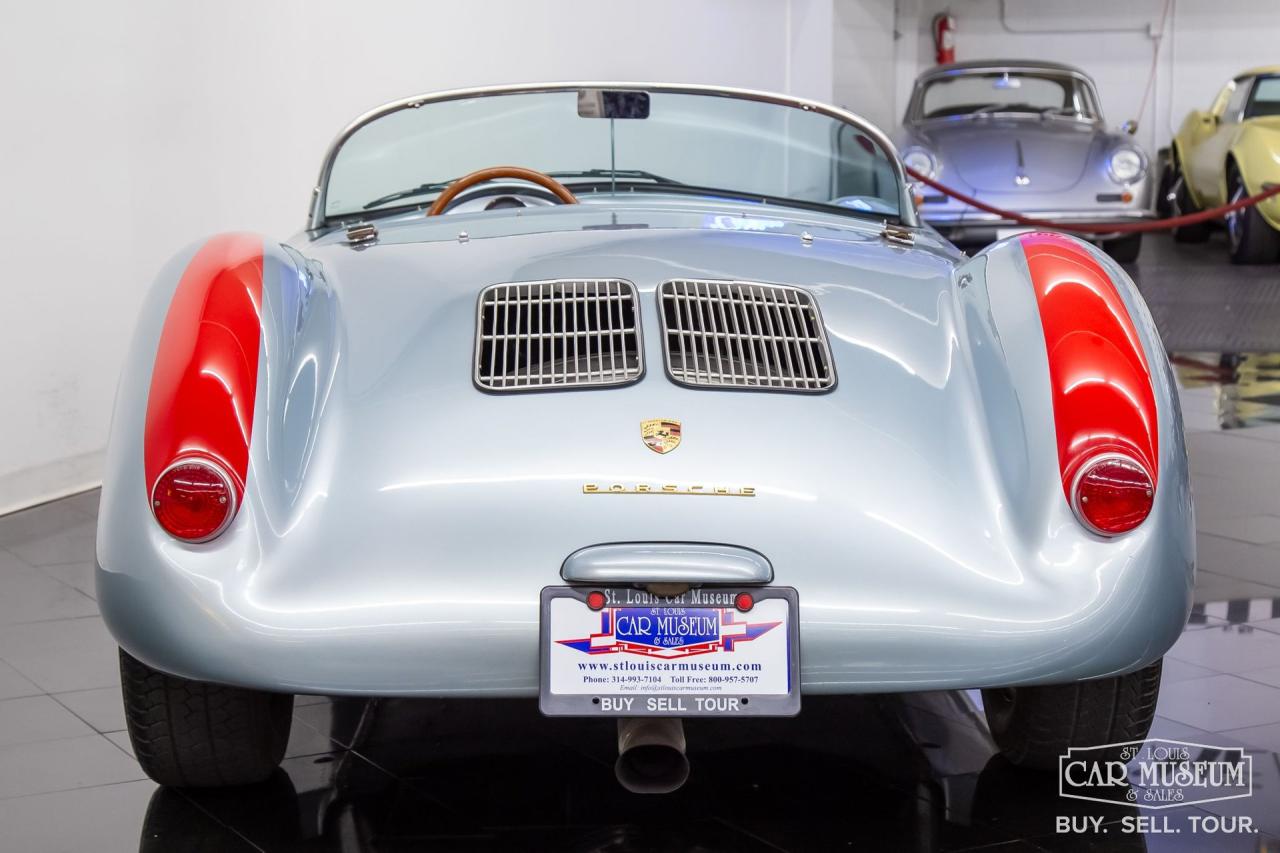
[1103,233,1143,264]
[1226,164,1280,265]
[1169,155,1210,243]
[1154,149,1175,219]
[981,659,1162,771]
[120,648,293,787]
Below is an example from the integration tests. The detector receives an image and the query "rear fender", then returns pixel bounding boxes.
[955,232,1193,665]
[97,233,340,675]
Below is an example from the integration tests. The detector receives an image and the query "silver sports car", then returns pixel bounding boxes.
[897,60,1156,262]
[98,83,1192,794]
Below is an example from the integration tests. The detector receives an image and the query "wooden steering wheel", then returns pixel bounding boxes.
[426,166,579,216]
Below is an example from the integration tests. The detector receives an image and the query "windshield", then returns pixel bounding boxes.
[320,87,903,224]
[915,71,1099,120]
[1246,77,1280,118]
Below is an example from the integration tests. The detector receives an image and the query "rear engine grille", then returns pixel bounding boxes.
[475,280,643,391]
[658,280,835,391]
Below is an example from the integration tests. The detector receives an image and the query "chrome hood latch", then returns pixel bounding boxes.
[881,224,915,246]
[344,222,378,247]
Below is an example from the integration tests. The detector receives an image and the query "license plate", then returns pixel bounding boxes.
[539,586,800,716]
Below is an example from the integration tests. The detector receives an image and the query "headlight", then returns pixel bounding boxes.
[1108,148,1144,184]
[902,147,937,179]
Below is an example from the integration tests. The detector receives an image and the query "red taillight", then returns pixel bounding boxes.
[151,459,236,542]
[1072,455,1154,536]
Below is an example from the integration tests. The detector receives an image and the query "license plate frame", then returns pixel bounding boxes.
[538,585,800,717]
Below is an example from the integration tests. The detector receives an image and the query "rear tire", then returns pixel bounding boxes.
[120,648,293,787]
[1103,233,1142,264]
[981,659,1162,771]
[1170,156,1210,243]
[1226,165,1280,265]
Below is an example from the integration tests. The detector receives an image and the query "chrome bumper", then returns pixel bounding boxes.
[922,209,1156,243]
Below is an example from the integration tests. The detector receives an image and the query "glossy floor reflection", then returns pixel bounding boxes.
[2,234,1280,850]
[1173,353,1280,431]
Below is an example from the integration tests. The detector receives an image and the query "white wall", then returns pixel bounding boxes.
[832,0,898,130]
[896,0,1280,156]
[0,0,834,514]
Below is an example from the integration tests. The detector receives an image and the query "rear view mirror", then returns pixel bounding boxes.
[577,89,650,119]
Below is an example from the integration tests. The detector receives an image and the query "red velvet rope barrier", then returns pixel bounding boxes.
[902,166,1280,235]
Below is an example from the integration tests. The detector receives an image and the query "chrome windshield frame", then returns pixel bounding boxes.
[307,81,918,230]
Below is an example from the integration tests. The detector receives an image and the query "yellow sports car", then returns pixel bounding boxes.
[1169,66,1280,263]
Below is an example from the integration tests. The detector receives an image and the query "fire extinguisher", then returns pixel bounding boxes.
[933,13,956,65]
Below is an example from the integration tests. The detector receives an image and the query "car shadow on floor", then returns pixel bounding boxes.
[137,691,1170,852]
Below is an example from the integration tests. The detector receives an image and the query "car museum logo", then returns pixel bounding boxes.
[1059,739,1252,809]
[641,418,682,454]
[557,606,779,659]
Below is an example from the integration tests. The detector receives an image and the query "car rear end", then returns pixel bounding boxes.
[98,223,1191,706]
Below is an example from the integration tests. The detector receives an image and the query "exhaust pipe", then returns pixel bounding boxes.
[615,717,690,794]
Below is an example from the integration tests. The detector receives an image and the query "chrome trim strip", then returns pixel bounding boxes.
[561,543,774,585]
[307,82,916,230]
[926,209,1157,226]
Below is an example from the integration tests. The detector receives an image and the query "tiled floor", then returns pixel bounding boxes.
[3,233,1280,850]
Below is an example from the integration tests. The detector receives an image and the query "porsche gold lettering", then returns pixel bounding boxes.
[582,483,755,496]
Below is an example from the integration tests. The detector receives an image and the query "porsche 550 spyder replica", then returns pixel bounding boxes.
[98,83,1193,793]
[897,60,1155,262]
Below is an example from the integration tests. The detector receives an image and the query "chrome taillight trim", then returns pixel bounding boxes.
[1069,452,1154,537]
[657,279,836,392]
[149,457,239,544]
[474,279,644,391]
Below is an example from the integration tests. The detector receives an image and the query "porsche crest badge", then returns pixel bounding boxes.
[641,419,682,454]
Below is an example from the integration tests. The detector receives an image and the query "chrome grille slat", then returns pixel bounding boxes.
[744,294,763,386]
[482,330,641,341]
[558,284,567,383]
[710,282,738,386]
[759,285,792,387]
[593,280,603,384]
[499,285,510,387]
[768,285,798,384]
[674,280,690,384]
[702,284,720,381]
[658,279,835,392]
[785,287,820,383]
[533,282,543,385]
[606,281,617,378]
[475,279,642,391]
[514,283,525,387]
